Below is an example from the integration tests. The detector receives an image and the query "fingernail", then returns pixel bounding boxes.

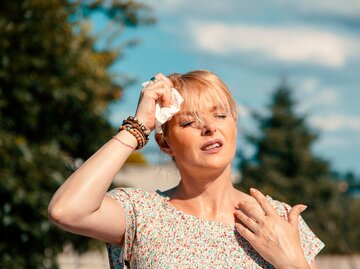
[300,205,307,211]
[250,188,257,194]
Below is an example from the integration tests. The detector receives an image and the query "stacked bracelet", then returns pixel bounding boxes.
[120,125,145,149]
[118,116,151,150]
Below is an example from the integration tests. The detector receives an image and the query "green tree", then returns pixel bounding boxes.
[0,1,153,268]
[237,81,349,253]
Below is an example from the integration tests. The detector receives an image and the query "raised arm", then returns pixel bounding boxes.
[48,74,173,245]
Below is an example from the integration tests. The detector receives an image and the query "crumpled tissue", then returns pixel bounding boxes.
[142,81,184,133]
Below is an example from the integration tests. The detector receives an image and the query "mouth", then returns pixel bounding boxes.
[201,139,223,151]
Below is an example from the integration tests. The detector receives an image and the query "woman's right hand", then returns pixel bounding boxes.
[134,73,174,131]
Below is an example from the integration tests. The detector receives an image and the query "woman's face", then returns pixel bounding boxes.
[164,103,237,171]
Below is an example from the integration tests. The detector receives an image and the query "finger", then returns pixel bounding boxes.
[234,208,259,233]
[235,222,255,242]
[143,79,169,91]
[288,204,307,226]
[142,80,172,106]
[151,80,172,107]
[237,199,265,223]
[155,73,173,88]
[144,73,172,89]
[147,86,172,107]
[143,74,163,88]
[249,188,276,217]
[156,87,172,108]
[139,86,168,106]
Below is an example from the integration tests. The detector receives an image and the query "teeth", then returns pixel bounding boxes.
[204,143,220,150]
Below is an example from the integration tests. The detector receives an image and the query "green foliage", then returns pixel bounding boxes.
[237,81,358,253]
[347,198,360,250]
[0,0,153,268]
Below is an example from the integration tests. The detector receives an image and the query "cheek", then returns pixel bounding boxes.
[230,119,237,134]
[168,131,197,154]
[224,122,237,148]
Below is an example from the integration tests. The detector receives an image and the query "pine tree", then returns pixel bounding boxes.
[237,81,347,253]
[0,1,153,268]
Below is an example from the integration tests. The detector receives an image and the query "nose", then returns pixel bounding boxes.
[200,119,216,136]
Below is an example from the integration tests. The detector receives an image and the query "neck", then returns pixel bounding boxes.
[171,164,237,222]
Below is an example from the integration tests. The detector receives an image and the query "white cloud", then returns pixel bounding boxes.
[310,115,360,131]
[188,21,359,67]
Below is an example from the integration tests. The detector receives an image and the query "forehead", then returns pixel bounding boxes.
[176,105,225,117]
[179,87,232,113]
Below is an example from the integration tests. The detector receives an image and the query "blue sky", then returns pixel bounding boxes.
[93,0,360,174]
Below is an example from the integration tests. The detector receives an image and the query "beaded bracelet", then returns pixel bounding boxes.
[118,116,151,150]
[120,125,145,149]
[120,116,151,140]
[121,122,148,144]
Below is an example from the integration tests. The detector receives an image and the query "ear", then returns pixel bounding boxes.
[155,133,173,156]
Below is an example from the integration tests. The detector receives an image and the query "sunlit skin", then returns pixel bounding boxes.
[156,106,240,224]
[166,107,237,172]
[48,71,319,269]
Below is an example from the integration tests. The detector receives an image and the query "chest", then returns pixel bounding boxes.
[130,213,274,269]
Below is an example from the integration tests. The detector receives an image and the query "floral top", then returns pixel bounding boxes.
[106,188,324,269]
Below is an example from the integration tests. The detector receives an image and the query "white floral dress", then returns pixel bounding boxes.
[106,188,324,268]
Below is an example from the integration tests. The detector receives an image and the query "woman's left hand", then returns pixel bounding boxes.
[234,188,310,269]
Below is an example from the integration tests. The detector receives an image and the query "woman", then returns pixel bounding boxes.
[48,70,324,268]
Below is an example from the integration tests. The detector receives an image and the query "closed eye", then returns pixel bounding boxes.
[180,121,194,127]
[215,114,227,119]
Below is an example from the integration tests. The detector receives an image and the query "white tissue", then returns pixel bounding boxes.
[142,81,184,133]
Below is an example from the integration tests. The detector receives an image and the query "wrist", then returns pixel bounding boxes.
[113,130,138,149]
[119,116,150,150]
[277,262,310,269]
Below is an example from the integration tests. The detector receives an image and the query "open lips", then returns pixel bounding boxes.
[201,139,223,151]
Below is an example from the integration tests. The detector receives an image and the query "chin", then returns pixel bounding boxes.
[198,157,232,170]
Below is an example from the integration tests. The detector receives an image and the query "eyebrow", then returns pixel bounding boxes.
[178,106,224,116]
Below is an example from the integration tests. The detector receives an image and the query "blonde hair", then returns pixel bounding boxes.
[162,70,238,136]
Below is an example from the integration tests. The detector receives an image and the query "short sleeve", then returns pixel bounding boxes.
[267,197,325,263]
[297,215,325,262]
[106,188,137,269]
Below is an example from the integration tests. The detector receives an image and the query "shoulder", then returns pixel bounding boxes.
[108,187,158,198]
[107,187,164,208]
[265,195,291,219]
